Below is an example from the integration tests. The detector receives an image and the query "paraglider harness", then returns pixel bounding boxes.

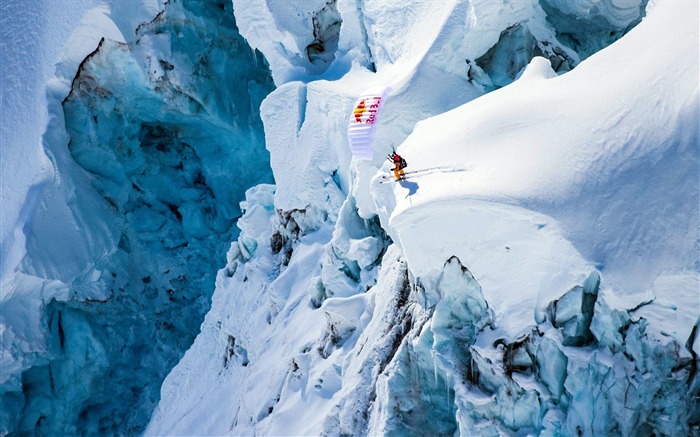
[388,150,407,169]
[388,147,407,180]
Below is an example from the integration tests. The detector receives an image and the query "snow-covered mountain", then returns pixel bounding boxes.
[1,0,698,435]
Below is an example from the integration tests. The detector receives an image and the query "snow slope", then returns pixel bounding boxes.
[148,0,698,436]
[372,0,699,341]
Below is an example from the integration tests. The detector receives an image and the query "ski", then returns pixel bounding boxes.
[380,166,468,180]
[381,170,418,179]
[380,175,414,184]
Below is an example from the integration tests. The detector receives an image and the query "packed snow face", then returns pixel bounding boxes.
[2,0,274,435]
[147,0,698,436]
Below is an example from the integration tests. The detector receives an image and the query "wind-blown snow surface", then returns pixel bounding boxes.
[147,0,698,436]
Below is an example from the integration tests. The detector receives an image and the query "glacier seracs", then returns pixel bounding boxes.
[148,0,698,436]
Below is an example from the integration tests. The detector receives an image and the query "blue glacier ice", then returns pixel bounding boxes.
[4,0,274,435]
[539,0,649,60]
[470,0,648,90]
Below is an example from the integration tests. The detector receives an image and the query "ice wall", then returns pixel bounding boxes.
[1,0,133,433]
[1,0,96,280]
[539,0,648,59]
[2,0,274,435]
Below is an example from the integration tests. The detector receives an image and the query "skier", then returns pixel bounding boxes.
[388,151,407,181]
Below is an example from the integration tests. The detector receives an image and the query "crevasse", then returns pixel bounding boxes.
[4,0,274,435]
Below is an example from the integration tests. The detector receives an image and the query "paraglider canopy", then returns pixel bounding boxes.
[347,86,392,160]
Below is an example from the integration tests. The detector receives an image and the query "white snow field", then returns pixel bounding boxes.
[373,1,699,344]
[146,0,699,436]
